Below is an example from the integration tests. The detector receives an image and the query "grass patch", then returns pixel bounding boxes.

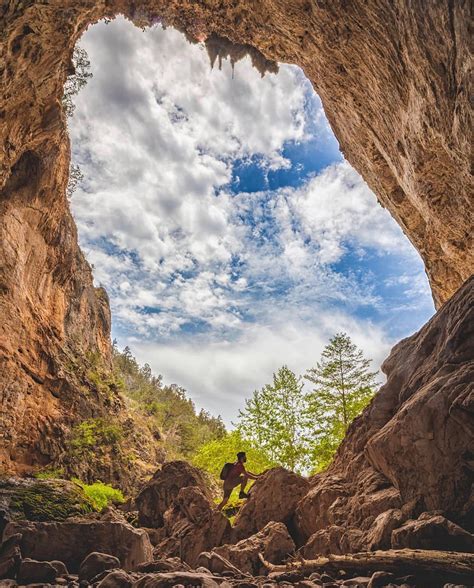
[33,467,65,480]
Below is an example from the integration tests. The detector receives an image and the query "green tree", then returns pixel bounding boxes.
[192,429,275,480]
[304,332,378,472]
[237,366,308,473]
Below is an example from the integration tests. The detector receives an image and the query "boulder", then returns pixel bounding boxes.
[136,461,212,528]
[0,477,95,522]
[214,521,295,575]
[3,520,152,571]
[98,569,133,587]
[196,552,245,577]
[50,560,69,576]
[365,509,404,551]
[293,475,349,541]
[0,534,21,580]
[301,526,345,558]
[367,572,395,588]
[232,468,309,541]
[302,526,364,558]
[391,514,474,551]
[17,558,57,584]
[156,486,231,566]
[79,551,121,582]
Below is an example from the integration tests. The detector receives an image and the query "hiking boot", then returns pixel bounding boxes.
[239,491,250,499]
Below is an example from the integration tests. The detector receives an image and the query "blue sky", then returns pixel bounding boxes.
[69,18,435,423]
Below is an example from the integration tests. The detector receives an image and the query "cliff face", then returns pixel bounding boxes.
[295,276,474,551]
[0,0,472,497]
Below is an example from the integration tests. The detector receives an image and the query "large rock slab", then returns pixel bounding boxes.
[232,467,309,541]
[214,521,295,575]
[391,514,474,552]
[296,277,474,553]
[136,461,212,528]
[3,520,152,572]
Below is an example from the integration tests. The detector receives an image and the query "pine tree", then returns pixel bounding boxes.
[304,332,378,472]
[237,365,308,473]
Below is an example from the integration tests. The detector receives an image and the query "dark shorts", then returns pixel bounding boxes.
[223,475,245,498]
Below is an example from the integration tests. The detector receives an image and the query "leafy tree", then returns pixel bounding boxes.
[192,429,275,480]
[62,46,93,117]
[237,366,308,473]
[304,332,378,472]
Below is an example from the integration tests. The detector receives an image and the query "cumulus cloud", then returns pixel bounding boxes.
[128,313,393,423]
[68,18,434,421]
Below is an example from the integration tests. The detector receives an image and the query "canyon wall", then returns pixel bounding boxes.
[0,0,472,490]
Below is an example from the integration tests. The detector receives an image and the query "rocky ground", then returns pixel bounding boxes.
[1,461,472,588]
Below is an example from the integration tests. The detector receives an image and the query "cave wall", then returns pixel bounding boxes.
[0,1,472,477]
[295,275,474,550]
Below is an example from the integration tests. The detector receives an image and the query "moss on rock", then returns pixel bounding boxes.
[0,477,95,522]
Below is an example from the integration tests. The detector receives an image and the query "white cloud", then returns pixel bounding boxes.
[129,313,393,424]
[68,18,434,423]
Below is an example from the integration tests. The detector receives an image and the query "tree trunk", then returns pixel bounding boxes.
[259,549,474,585]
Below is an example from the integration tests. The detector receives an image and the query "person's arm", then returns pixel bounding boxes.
[246,470,260,480]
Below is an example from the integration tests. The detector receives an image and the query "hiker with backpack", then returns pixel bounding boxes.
[217,451,260,511]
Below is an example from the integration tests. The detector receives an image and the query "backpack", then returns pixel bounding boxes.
[219,462,235,480]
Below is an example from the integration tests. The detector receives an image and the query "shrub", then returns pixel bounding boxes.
[70,418,123,451]
[73,479,125,511]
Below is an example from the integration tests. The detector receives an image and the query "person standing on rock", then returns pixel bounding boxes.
[217,451,260,511]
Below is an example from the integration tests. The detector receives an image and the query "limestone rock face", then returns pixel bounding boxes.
[295,277,474,553]
[232,467,309,542]
[136,461,212,528]
[3,520,153,572]
[0,0,472,481]
[214,521,296,576]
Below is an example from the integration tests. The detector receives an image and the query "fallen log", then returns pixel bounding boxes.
[259,549,474,584]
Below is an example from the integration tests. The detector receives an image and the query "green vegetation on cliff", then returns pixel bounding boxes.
[113,343,226,460]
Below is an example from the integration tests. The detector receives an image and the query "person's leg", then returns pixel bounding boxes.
[217,484,233,510]
[239,474,249,498]
[239,474,248,493]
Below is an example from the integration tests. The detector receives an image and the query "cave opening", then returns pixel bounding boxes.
[1,2,472,567]
[66,17,434,426]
